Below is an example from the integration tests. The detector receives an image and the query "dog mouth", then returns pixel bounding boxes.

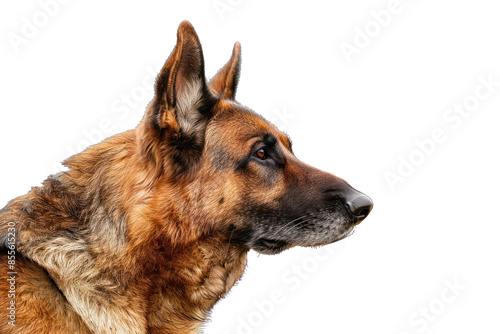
[243,209,359,255]
[253,238,290,255]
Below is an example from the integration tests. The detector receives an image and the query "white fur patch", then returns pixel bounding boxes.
[176,79,205,143]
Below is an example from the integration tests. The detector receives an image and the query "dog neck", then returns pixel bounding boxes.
[145,236,248,332]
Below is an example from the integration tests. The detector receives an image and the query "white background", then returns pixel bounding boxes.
[1,1,500,333]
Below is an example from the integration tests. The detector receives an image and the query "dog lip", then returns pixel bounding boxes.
[253,238,289,254]
[258,238,288,248]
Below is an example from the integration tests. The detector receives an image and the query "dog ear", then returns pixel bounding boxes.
[209,42,241,100]
[139,21,216,176]
[153,20,215,133]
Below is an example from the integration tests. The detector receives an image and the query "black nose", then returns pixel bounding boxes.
[345,194,373,221]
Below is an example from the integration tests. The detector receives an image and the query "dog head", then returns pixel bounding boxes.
[138,21,372,255]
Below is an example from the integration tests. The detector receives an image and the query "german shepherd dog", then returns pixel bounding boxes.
[0,21,372,334]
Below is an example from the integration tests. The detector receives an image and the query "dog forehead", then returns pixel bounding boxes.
[209,101,273,143]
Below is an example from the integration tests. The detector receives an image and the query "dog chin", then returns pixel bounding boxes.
[300,226,356,248]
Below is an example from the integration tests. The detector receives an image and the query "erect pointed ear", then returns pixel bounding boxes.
[153,21,215,132]
[140,21,216,176]
[209,42,241,100]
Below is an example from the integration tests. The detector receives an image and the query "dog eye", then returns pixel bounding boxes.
[254,148,267,160]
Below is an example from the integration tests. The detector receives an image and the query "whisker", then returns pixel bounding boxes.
[267,217,313,239]
[263,215,307,239]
